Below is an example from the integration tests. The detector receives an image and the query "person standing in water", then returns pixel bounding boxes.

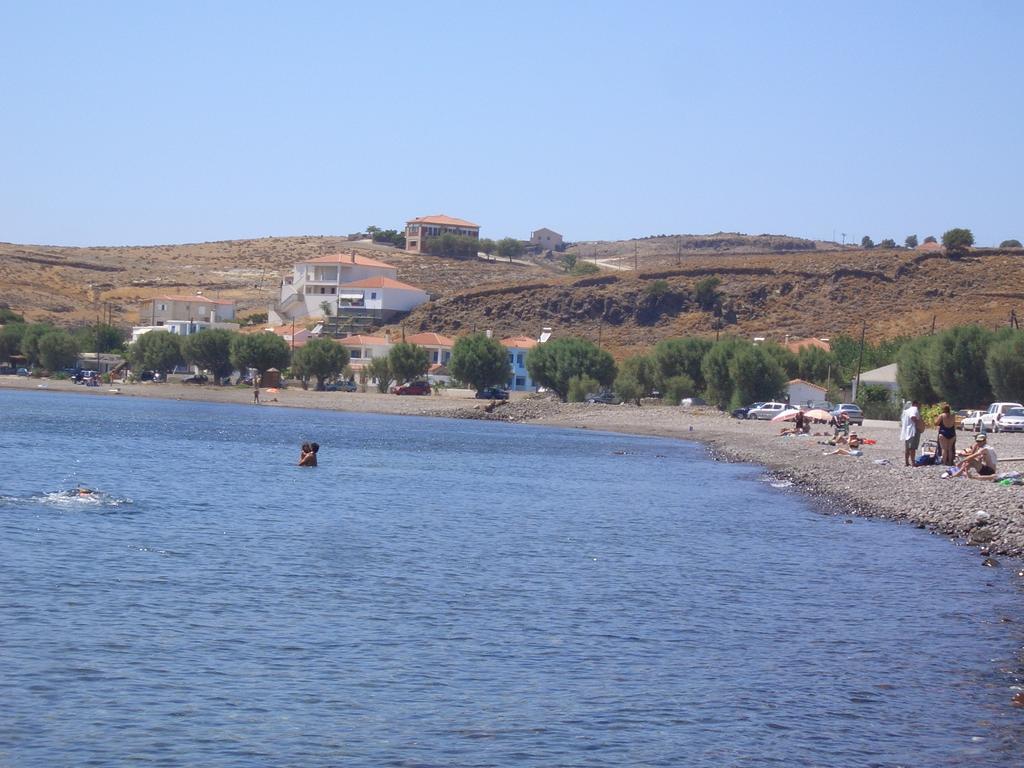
[299,442,319,467]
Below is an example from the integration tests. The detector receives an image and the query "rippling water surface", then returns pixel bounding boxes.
[1,390,1022,766]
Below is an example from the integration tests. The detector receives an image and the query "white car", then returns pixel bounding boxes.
[746,401,789,420]
[979,402,1024,432]
[996,407,1024,433]
[960,410,984,431]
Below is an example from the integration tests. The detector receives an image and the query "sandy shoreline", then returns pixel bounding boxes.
[5,376,1024,561]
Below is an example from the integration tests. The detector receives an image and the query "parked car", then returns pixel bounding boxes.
[996,407,1024,433]
[954,409,976,429]
[831,403,864,426]
[960,410,984,431]
[680,396,707,407]
[585,390,622,405]
[475,387,509,400]
[732,402,765,419]
[182,374,208,384]
[809,400,835,412]
[746,402,789,420]
[74,370,97,384]
[394,381,431,396]
[978,402,1024,432]
[16,367,29,376]
[326,379,358,392]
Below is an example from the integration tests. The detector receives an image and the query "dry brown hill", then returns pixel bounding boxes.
[2,235,1021,357]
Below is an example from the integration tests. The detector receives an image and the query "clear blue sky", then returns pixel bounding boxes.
[2,1,1021,247]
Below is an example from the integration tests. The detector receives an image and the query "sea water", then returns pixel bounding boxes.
[0,390,1021,767]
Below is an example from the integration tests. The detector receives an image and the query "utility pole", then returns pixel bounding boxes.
[634,241,638,272]
[854,320,867,398]
[676,237,681,266]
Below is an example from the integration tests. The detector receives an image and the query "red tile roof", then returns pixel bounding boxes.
[500,335,538,349]
[342,276,426,291]
[787,378,827,391]
[406,214,480,228]
[405,332,454,347]
[337,334,390,346]
[301,253,396,268]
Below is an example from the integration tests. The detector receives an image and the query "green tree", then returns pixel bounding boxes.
[449,332,512,392]
[525,337,616,402]
[896,335,938,403]
[941,228,974,254]
[700,337,745,408]
[20,323,57,367]
[427,233,480,259]
[0,323,27,363]
[387,341,431,384]
[760,342,798,379]
[923,235,938,244]
[38,329,79,372]
[662,373,697,404]
[567,375,601,403]
[653,337,712,393]
[319,300,333,317]
[74,323,124,353]
[796,345,834,384]
[182,329,237,383]
[926,325,993,406]
[560,252,578,273]
[986,334,1024,402]
[0,308,25,323]
[291,338,351,390]
[856,384,901,421]
[861,235,875,249]
[229,332,291,375]
[905,234,919,249]
[879,238,896,248]
[478,238,496,260]
[366,356,393,393]
[693,276,721,311]
[999,239,1022,248]
[130,331,184,373]
[728,345,787,409]
[614,354,657,405]
[496,237,524,263]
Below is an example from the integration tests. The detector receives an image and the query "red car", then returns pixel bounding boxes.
[393,381,431,396]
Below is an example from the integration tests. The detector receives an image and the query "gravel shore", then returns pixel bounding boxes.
[5,376,1024,560]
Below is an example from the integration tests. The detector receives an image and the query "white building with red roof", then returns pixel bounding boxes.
[405,332,455,368]
[269,251,428,325]
[131,294,238,343]
[501,334,541,391]
[404,214,480,254]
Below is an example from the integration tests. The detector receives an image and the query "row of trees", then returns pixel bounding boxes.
[896,325,1024,407]
[860,230,979,251]
[0,318,126,372]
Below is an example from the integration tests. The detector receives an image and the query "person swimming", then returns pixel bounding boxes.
[299,442,319,467]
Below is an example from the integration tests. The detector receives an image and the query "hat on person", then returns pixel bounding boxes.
[975,433,987,442]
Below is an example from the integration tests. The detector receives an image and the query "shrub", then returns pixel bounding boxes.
[567,375,600,403]
[999,239,1022,248]
[646,279,670,297]
[662,374,696,404]
[694,276,721,311]
[571,261,600,276]
[857,385,901,421]
[941,228,974,254]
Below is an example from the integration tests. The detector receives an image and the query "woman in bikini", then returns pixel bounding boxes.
[935,405,957,466]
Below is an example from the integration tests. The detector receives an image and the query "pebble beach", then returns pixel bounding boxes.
[5,376,1024,560]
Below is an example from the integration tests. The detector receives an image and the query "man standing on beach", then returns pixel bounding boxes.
[900,400,923,466]
[253,387,260,405]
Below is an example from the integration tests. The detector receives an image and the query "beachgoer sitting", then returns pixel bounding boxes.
[943,433,997,479]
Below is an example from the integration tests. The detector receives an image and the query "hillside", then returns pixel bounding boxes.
[2,235,1022,356]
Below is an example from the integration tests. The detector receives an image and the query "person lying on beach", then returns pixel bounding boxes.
[824,434,863,456]
[943,433,997,479]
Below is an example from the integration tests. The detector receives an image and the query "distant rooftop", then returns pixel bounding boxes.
[406,214,479,228]
[301,252,396,268]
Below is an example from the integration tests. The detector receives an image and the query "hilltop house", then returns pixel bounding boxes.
[268,252,427,326]
[530,227,563,251]
[404,215,480,254]
[132,295,238,342]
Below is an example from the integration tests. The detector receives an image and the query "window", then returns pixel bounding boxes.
[350,350,362,358]
[516,377,526,387]
[158,304,166,311]
[409,240,417,249]
[371,292,377,300]
[516,353,524,366]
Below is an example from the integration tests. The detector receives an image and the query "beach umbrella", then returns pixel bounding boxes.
[771,408,801,422]
[804,408,832,421]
